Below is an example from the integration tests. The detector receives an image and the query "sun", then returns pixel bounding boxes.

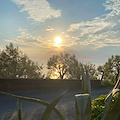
[55,37,62,44]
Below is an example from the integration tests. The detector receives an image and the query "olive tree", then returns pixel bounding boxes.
[97,55,120,83]
[0,43,44,79]
[47,52,98,80]
[47,52,79,79]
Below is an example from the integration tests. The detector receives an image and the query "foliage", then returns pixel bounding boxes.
[47,52,98,80]
[1,90,67,120]
[0,43,44,79]
[17,99,22,120]
[41,90,67,120]
[75,94,91,120]
[81,66,91,95]
[97,55,120,83]
[101,80,114,87]
[83,63,98,80]
[69,63,98,80]
[91,93,120,120]
[75,67,120,120]
[1,47,120,119]
[68,62,82,80]
[97,65,104,81]
[1,68,120,120]
[75,67,91,120]
[91,95,106,120]
[47,52,79,79]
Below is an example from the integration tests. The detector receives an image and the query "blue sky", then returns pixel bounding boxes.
[1,0,120,70]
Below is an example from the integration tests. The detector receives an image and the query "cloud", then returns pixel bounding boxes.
[45,26,54,32]
[5,28,77,50]
[104,0,120,17]
[11,0,61,22]
[5,28,67,64]
[5,28,49,48]
[68,19,113,34]
[67,0,120,49]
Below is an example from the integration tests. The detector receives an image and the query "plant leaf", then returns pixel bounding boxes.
[84,95,91,120]
[81,66,91,96]
[106,76,120,100]
[113,76,120,89]
[0,92,65,120]
[75,94,91,120]
[101,76,120,120]
[17,99,22,120]
[75,97,81,120]
[107,92,120,120]
[105,88,120,101]
[85,68,91,96]
[101,89,120,120]
[41,90,67,120]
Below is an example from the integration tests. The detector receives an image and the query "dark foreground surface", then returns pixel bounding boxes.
[0,88,111,120]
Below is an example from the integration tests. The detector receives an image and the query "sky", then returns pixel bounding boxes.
[1,0,120,72]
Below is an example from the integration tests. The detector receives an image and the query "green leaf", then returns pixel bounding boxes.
[113,76,120,89]
[17,99,22,120]
[105,88,120,101]
[75,97,81,120]
[75,94,91,120]
[101,89,120,120]
[85,68,91,96]
[106,76,120,100]
[107,93,120,120]
[101,76,120,120]
[41,90,67,120]
[0,92,65,120]
[81,66,91,96]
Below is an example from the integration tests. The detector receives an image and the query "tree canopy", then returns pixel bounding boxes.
[47,52,79,79]
[1,43,113,81]
[47,52,98,80]
[0,43,44,79]
[97,55,120,83]
[83,63,98,80]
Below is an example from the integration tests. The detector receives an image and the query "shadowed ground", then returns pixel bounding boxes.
[0,88,111,120]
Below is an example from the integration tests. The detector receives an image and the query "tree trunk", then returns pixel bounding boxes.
[101,71,104,81]
[60,75,64,79]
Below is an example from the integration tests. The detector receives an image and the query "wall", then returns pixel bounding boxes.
[0,78,101,91]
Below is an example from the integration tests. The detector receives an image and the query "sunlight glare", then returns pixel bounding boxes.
[55,37,62,44]
[50,69,59,79]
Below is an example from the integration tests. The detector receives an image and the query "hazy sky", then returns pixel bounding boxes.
[1,0,120,69]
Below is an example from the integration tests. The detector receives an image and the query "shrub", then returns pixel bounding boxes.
[91,93,120,120]
[101,80,114,87]
[91,95,106,120]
